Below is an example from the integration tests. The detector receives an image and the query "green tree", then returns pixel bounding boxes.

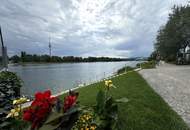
[21,51,26,62]
[155,5,190,61]
[10,55,20,63]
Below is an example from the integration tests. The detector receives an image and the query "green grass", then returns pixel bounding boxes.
[60,71,189,130]
[137,61,156,69]
[117,66,135,74]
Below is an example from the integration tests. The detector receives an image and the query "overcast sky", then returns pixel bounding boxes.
[0,0,189,57]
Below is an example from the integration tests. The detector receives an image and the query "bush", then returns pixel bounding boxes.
[0,71,22,97]
[117,66,134,74]
[0,71,23,129]
[136,61,156,69]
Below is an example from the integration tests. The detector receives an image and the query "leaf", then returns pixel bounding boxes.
[44,106,79,128]
[0,121,11,128]
[39,123,61,130]
[60,106,79,123]
[96,90,105,114]
[105,97,114,108]
[115,97,129,103]
[104,97,118,120]
[44,112,64,125]
[64,105,78,116]
[108,104,118,120]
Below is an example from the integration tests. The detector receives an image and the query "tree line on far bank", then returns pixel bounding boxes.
[9,51,139,63]
[152,4,190,62]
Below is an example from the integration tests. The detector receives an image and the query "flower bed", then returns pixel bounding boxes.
[3,79,126,130]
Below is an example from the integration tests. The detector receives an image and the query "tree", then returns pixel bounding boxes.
[154,5,190,61]
[10,52,132,63]
[21,51,26,62]
[10,55,20,63]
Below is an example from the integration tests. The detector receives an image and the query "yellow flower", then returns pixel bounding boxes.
[13,97,29,105]
[6,107,21,118]
[105,80,113,89]
[90,125,96,130]
[105,80,109,86]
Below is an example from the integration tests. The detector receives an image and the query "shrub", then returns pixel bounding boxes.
[0,71,22,97]
[136,61,156,69]
[0,71,23,129]
[117,66,134,74]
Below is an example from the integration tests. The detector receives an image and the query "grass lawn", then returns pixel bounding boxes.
[137,61,156,69]
[60,71,189,130]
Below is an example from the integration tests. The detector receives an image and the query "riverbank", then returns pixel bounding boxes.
[58,70,189,130]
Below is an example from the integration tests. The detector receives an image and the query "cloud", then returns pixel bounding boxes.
[0,0,188,57]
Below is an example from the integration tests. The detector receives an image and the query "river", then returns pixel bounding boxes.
[8,61,139,96]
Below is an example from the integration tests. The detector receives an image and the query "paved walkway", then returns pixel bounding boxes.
[139,64,190,126]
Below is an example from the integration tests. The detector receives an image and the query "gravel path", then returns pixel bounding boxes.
[139,64,190,126]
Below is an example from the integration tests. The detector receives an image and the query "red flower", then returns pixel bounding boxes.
[23,90,57,129]
[63,91,78,112]
[23,111,32,121]
[35,92,43,101]
[23,108,35,121]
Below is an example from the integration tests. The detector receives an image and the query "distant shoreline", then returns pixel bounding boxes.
[9,60,142,65]
[10,52,147,64]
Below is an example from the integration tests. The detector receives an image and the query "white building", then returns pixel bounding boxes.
[185,44,190,62]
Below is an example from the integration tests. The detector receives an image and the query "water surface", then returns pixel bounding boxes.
[9,61,138,95]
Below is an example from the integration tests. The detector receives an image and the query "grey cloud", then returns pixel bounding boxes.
[0,0,188,57]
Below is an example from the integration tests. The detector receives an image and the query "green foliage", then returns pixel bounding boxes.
[95,90,105,115]
[0,71,22,85]
[0,71,22,102]
[39,102,80,130]
[136,61,156,69]
[117,66,134,74]
[0,71,23,130]
[10,51,133,63]
[115,97,129,103]
[155,5,190,61]
[9,55,20,63]
[148,51,158,61]
[94,90,122,130]
[0,119,29,130]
